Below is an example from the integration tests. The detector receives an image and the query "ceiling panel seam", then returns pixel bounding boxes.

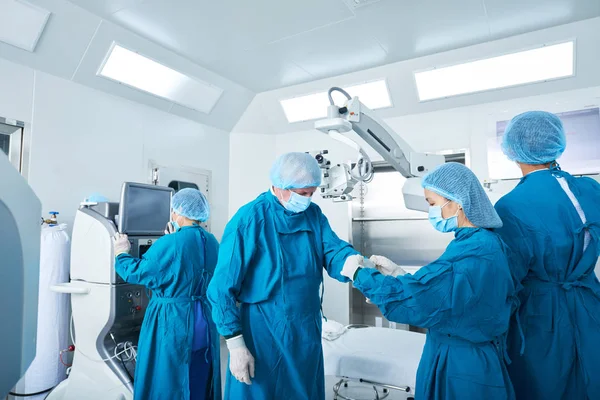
[70,19,103,80]
[265,16,357,46]
[290,61,315,79]
[371,34,389,56]
[481,0,492,38]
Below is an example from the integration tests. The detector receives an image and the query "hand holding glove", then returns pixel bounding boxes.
[369,255,406,277]
[113,233,131,256]
[226,335,255,385]
[341,254,367,281]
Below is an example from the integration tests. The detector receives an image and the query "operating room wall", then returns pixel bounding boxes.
[0,58,231,240]
[228,133,276,217]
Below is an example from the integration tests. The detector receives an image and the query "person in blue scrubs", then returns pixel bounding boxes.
[207,152,365,400]
[342,162,517,400]
[112,188,221,400]
[494,111,600,399]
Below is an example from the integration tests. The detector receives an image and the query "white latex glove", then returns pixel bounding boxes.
[113,233,131,256]
[369,255,406,277]
[164,221,175,235]
[226,335,255,385]
[341,254,365,281]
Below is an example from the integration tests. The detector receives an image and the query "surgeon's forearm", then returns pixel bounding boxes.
[214,311,243,338]
[114,254,145,285]
[208,291,243,338]
[353,268,403,306]
[325,248,361,282]
[354,269,438,328]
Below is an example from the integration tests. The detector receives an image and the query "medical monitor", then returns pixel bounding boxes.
[118,182,173,235]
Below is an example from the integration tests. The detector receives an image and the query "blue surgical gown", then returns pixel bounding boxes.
[115,225,222,400]
[207,191,358,400]
[495,169,600,400]
[353,228,517,400]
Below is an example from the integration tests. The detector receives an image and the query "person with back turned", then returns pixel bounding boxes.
[495,111,600,399]
[113,188,221,400]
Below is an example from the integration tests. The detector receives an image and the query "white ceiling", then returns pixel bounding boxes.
[233,17,600,135]
[67,0,600,92]
[0,0,254,132]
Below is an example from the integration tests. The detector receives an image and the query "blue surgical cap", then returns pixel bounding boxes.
[502,111,566,164]
[270,152,322,190]
[171,188,210,222]
[422,162,502,229]
[86,193,108,203]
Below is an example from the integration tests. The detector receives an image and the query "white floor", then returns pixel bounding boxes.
[219,341,414,400]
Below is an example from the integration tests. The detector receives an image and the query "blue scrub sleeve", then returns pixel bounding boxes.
[207,219,257,338]
[494,202,533,287]
[114,237,175,289]
[319,211,359,282]
[353,260,457,329]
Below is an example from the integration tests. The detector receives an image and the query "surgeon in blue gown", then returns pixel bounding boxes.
[112,188,221,400]
[343,163,517,400]
[207,152,364,400]
[494,111,600,400]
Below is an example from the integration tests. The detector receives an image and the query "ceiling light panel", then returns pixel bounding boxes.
[414,41,575,101]
[98,44,223,114]
[0,0,50,52]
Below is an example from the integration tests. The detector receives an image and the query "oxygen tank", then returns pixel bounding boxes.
[14,223,70,399]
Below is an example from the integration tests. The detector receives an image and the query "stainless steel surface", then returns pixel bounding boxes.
[19,123,32,180]
[350,168,452,331]
[0,121,24,173]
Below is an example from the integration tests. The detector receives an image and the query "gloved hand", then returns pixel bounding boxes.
[164,221,176,235]
[226,335,255,385]
[341,254,366,281]
[113,233,131,256]
[369,255,406,277]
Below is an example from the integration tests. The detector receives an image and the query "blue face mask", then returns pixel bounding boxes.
[282,191,312,213]
[428,201,459,233]
[170,214,181,232]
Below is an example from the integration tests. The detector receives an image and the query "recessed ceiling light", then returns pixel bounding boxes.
[98,43,223,114]
[414,41,575,102]
[0,0,50,52]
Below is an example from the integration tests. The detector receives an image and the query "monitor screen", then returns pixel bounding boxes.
[118,183,173,235]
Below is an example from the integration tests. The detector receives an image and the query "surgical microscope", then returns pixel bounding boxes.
[47,182,173,400]
[311,86,445,211]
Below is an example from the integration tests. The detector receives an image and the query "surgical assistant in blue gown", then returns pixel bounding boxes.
[115,225,221,400]
[353,228,517,399]
[207,191,359,400]
[495,168,600,399]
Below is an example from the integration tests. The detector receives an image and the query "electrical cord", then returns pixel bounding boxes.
[69,315,137,362]
[114,341,137,362]
[8,344,75,398]
[8,387,54,397]
[114,341,137,383]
